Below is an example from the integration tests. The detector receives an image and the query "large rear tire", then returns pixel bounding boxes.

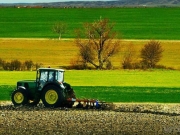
[11,89,28,106]
[41,85,64,107]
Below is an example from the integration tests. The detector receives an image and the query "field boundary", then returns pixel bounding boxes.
[1,38,180,42]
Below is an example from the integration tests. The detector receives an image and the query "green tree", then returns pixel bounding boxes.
[52,22,67,40]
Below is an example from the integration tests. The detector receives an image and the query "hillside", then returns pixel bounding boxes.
[1,0,180,7]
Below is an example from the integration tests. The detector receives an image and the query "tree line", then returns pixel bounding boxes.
[0,59,42,71]
[53,18,164,70]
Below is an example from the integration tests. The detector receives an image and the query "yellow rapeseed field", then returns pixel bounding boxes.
[0,38,180,69]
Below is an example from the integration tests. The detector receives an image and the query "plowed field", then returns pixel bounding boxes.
[0,102,180,135]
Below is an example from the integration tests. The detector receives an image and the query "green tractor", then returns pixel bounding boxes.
[11,68,76,107]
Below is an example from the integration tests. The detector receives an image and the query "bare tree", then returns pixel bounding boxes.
[52,22,67,40]
[75,18,120,69]
[122,43,136,69]
[140,40,163,68]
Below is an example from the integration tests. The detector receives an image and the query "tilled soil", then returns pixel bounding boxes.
[0,102,180,135]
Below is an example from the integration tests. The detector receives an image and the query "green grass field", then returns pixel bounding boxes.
[0,70,180,87]
[1,70,180,102]
[1,7,180,39]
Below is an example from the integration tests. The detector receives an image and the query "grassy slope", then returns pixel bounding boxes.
[1,8,180,39]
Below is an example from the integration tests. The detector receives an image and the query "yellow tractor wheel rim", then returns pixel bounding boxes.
[45,90,58,105]
[14,92,24,104]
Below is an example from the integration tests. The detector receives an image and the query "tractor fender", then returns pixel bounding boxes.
[15,86,29,97]
[17,86,26,91]
[42,82,62,91]
[16,86,40,105]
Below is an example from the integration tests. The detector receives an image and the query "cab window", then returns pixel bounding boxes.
[40,71,48,82]
[56,71,64,82]
[48,71,55,81]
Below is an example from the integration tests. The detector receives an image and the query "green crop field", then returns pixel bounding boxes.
[0,70,180,102]
[1,7,180,39]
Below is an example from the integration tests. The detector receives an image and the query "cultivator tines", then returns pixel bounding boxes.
[67,98,113,110]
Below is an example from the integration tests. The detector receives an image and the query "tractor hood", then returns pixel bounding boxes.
[17,80,36,90]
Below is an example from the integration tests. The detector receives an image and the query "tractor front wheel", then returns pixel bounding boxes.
[11,89,28,106]
[41,85,64,107]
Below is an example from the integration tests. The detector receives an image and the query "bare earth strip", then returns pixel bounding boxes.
[0,101,180,135]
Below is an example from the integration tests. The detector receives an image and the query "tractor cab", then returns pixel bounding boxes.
[36,68,65,91]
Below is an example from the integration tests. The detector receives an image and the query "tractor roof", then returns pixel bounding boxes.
[38,68,65,72]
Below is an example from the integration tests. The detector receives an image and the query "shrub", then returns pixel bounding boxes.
[122,57,133,69]
[140,40,163,68]
[24,60,34,71]
[122,43,136,69]
[70,57,88,70]
[2,61,11,70]
[0,59,43,71]
[105,60,113,70]
[34,63,43,70]
[10,60,22,71]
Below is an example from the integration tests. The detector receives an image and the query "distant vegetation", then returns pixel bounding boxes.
[0,59,42,71]
[1,0,180,8]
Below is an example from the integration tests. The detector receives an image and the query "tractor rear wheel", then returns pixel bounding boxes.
[41,85,64,107]
[11,89,28,106]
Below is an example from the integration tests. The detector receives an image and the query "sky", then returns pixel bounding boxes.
[0,0,115,3]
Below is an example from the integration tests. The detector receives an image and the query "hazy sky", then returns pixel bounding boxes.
[0,0,114,3]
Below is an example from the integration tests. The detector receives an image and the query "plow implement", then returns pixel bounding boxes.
[67,98,115,110]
